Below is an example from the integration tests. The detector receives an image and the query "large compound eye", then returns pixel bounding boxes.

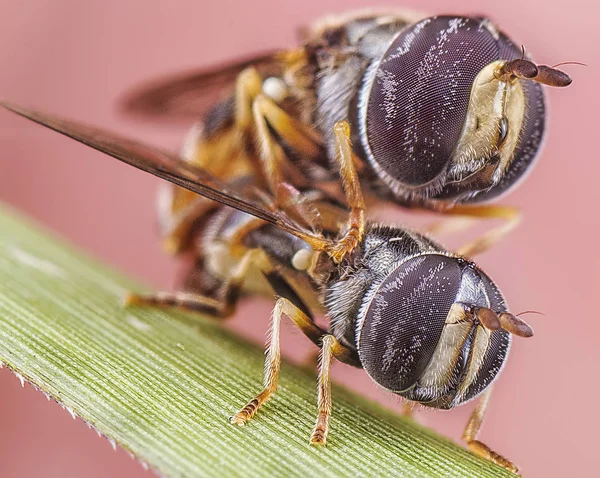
[362,17,501,190]
[357,254,462,393]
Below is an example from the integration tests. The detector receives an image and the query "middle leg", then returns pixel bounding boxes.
[310,334,346,445]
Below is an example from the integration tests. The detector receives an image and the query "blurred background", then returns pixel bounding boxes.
[0,1,597,477]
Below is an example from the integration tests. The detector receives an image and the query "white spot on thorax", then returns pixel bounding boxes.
[262,77,288,102]
[292,249,312,271]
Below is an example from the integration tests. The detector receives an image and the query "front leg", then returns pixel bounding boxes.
[310,334,346,445]
[463,387,519,474]
[230,298,354,440]
[229,297,285,425]
[230,297,327,425]
[323,121,366,264]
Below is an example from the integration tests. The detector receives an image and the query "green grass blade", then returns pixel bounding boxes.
[0,205,514,478]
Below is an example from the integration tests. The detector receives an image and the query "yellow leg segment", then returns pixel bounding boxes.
[230,297,308,425]
[310,334,338,445]
[125,249,265,318]
[452,205,521,258]
[252,93,322,196]
[230,300,283,425]
[235,67,263,131]
[231,298,353,447]
[463,387,519,474]
[326,121,366,264]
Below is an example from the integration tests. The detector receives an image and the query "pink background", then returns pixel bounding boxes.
[0,1,597,477]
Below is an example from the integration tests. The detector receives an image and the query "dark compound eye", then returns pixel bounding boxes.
[362,17,500,189]
[359,16,546,200]
[357,254,462,393]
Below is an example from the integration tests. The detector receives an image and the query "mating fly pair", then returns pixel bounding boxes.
[124,12,572,258]
[2,11,574,475]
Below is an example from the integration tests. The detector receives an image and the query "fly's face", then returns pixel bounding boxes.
[356,253,530,409]
[357,16,571,205]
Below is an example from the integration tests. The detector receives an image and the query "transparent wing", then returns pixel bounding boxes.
[120,51,282,120]
[1,102,308,238]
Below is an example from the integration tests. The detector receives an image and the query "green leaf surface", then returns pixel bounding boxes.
[0,205,514,478]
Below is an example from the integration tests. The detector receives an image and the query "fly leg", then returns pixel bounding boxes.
[244,95,368,264]
[324,121,366,264]
[176,67,263,173]
[229,297,287,425]
[230,297,354,430]
[158,68,263,254]
[280,120,366,264]
[463,387,519,474]
[251,93,323,196]
[446,204,521,258]
[400,401,417,418]
[231,297,318,424]
[233,67,263,132]
[125,248,266,318]
[310,334,349,445]
[230,297,325,424]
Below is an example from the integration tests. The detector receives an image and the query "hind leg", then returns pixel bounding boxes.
[126,249,266,319]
